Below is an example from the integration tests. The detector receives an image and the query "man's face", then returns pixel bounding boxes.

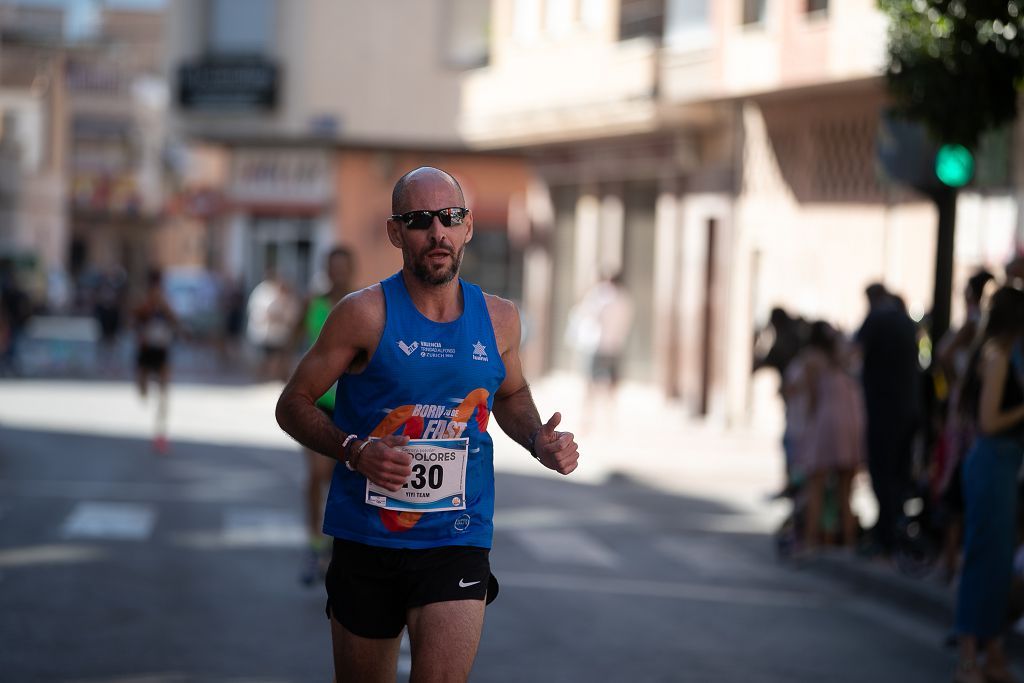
[327,254,351,289]
[388,176,473,286]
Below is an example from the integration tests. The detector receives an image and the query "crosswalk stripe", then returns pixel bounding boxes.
[510,528,618,568]
[61,501,156,541]
[0,544,106,568]
[653,536,775,579]
[222,508,306,545]
[174,507,306,549]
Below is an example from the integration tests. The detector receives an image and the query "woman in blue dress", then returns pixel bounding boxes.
[953,285,1024,683]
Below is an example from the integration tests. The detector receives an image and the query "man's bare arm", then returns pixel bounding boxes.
[488,297,579,475]
[978,342,1024,435]
[275,292,368,460]
[275,286,414,491]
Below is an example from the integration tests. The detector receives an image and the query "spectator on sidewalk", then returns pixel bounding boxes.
[1006,254,1024,285]
[216,274,246,366]
[246,267,300,382]
[952,285,1024,683]
[94,265,127,370]
[855,283,922,558]
[565,272,634,432]
[934,269,996,581]
[754,307,811,497]
[0,257,31,376]
[792,321,865,552]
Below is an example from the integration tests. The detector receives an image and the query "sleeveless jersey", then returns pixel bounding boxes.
[322,272,506,549]
[305,295,336,411]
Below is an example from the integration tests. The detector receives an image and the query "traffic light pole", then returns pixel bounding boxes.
[930,187,957,343]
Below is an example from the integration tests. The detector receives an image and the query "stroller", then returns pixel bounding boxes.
[774,470,863,559]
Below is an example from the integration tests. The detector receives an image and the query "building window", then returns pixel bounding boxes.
[206,0,275,55]
[444,0,490,68]
[741,0,767,25]
[513,0,542,42]
[580,0,606,30]
[806,0,828,15]
[619,0,666,41]
[545,0,574,36]
[665,0,709,48]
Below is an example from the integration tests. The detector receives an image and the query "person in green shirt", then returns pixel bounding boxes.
[295,245,355,585]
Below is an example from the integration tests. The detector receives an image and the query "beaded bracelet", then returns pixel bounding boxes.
[348,439,372,472]
[341,434,358,470]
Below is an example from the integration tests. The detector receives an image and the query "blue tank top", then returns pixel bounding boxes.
[323,272,506,549]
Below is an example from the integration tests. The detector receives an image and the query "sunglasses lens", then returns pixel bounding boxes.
[406,212,433,230]
[439,208,466,227]
[398,208,466,229]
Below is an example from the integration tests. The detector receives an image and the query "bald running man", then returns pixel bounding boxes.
[276,166,580,682]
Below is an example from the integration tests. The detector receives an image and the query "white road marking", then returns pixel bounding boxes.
[510,529,618,568]
[654,536,782,579]
[174,508,305,549]
[499,571,822,608]
[61,502,156,540]
[0,543,106,568]
[0,469,281,503]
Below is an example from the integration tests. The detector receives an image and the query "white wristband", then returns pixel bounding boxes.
[341,434,358,470]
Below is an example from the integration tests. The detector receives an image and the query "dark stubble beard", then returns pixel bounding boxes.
[410,242,465,286]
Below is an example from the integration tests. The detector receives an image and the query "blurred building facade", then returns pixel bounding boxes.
[165,0,528,299]
[460,0,1021,425]
[0,2,167,309]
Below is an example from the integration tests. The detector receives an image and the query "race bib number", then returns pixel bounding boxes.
[365,438,468,512]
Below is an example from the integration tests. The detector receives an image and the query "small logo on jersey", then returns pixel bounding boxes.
[451,496,462,506]
[454,514,471,532]
[397,340,419,356]
[459,578,481,588]
[472,341,488,362]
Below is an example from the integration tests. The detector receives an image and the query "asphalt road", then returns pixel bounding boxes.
[0,407,971,683]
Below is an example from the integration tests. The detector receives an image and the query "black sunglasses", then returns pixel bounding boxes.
[390,207,468,230]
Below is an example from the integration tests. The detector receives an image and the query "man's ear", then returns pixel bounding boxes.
[386,220,402,248]
[465,210,474,244]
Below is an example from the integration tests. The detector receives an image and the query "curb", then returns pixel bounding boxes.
[805,552,1024,659]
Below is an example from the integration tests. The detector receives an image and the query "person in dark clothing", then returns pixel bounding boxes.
[754,307,811,496]
[753,307,809,379]
[0,258,31,375]
[855,283,923,557]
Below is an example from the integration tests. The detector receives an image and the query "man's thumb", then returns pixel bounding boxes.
[543,412,561,434]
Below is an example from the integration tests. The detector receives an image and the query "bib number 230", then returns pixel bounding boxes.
[405,463,444,490]
[365,438,468,512]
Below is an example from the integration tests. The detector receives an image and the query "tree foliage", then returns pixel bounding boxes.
[880,0,1024,148]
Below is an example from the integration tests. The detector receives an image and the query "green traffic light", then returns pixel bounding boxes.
[935,144,974,187]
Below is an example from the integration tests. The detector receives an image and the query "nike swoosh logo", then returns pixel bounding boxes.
[458,579,481,588]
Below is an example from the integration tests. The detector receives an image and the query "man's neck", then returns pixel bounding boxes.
[401,268,463,323]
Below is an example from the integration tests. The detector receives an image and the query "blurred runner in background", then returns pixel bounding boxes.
[133,269,179,454]
[295,245,355,586]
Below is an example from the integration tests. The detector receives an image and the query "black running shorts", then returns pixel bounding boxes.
[136,346,168,371]
[325,538,499,639]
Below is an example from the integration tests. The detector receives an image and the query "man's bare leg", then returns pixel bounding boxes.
[153,366,170,453]
[136,367,148,400]
[406,599,485,683]
[329,613,402,683]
